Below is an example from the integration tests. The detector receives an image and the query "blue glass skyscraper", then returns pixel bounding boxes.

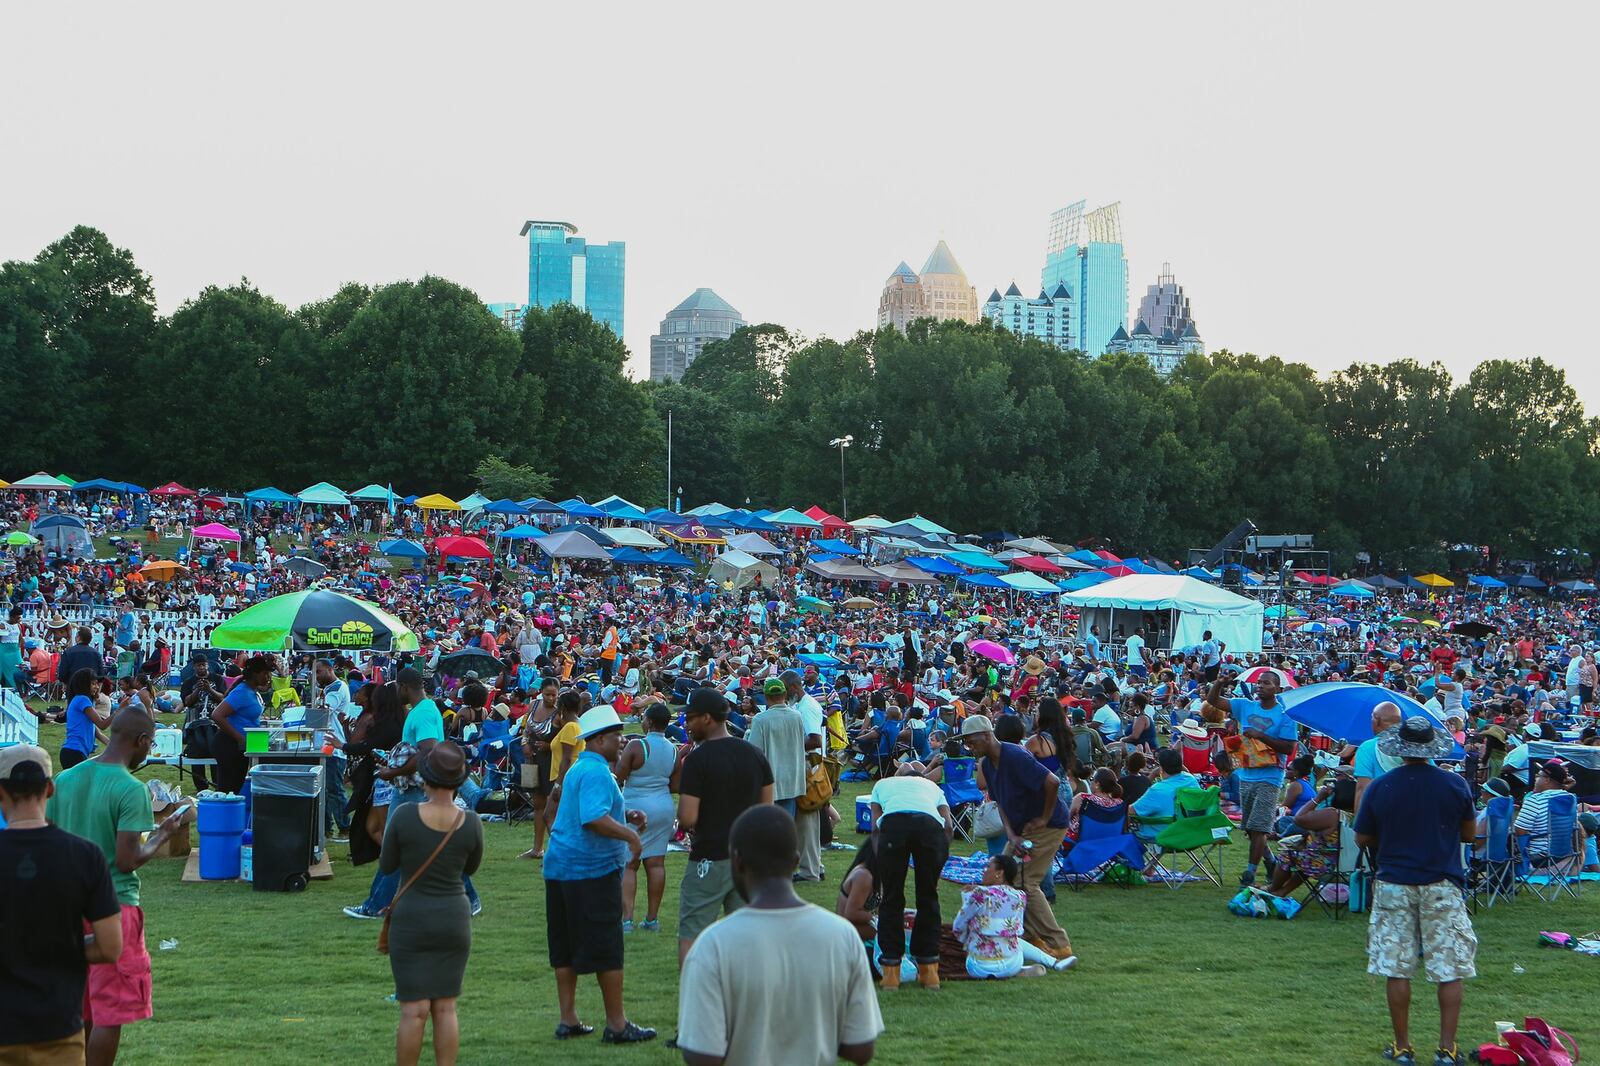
[521,220,626,337]
[1040,201,1127,355]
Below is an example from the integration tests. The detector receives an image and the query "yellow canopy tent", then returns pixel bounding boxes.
[414,493,461,511]
[1415,573,1454,587]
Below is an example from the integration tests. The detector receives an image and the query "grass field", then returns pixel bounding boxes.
[27,717,1600,1065]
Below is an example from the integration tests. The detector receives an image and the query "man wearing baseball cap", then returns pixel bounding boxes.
[745,677,808,820]
[1,745,127,1064]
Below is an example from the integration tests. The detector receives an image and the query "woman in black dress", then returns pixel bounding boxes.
[380,740,484,1066]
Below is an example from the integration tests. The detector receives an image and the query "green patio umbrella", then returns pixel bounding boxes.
[796,595,833,614]
[209,589,418,653]
[4,531,38,546]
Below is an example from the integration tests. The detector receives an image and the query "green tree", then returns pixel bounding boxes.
[335,277,540,492]
[644,380,749,509]
[474,453,553,502]
[296,282,372,340]
[520,303,660,504]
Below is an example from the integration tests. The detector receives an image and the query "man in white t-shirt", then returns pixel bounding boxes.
[1125,629,1148,679]
[677,806,882,1066]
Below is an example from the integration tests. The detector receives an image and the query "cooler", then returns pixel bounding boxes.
[248,764,321,892]
[855,796,873,833]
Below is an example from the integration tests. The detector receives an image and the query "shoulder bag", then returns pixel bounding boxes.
[378,808,465,954]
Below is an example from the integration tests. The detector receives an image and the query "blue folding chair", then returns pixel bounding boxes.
[1528,792,1583,903]
[1059,800,1144,888]
[1480,795,1518,907]
[940,756,986,843]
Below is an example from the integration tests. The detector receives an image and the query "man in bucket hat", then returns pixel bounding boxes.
[1353,717,1477,1066]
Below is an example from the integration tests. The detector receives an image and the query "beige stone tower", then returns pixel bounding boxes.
[876,240,979,331]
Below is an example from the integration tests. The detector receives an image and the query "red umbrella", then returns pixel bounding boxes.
[1012,554,1063,575]
[1239,666,1297,689]
[434,535,493,560]
[150,481,196,497]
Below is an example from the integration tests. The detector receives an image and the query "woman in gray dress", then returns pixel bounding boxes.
[616,702,677,931]
[380,740,484,1066]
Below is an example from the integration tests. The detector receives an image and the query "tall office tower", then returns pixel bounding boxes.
[521,220,626,337]
[876,241,979,332]
[649,288,746,382]
[981,282,1073,350]
[484,302,527,330]
[1040,200,1128,355]
[1136,263,1199,342]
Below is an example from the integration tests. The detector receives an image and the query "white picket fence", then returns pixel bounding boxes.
[16,604,229,674]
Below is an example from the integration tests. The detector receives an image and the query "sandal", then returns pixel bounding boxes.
[518,849,544,860]
[554,1023,594,1040]
[602,1022,657,1044]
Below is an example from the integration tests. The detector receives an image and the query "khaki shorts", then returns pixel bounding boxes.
[678,858,741,941]
[0,1031,86,1066]
[1366,880,1477,983]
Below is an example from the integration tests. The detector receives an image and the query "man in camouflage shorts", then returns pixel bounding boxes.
[1354,717,1477,1066]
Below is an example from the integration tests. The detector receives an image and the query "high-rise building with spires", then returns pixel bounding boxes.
[981,282,1073,350]
[649,288,746,382]
[1040,200,1127,354]
[520,220,626,337]
[1106,263,1203,375]
[877,241,979,332]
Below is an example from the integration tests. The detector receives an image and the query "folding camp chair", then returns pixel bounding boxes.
[1475,795,1518,908]
[1059,800,1144,889]
[939,756,986,844]
[1297,817,1361,919]
[1527,792,1583,903]
[1151,786,1233,888]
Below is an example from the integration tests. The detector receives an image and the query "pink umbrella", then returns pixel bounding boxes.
[968,639,1015,665]
[1239,665,1297,689]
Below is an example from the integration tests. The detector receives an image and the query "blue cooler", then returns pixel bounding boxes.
[197,795,247,880]
[855,796,872,833]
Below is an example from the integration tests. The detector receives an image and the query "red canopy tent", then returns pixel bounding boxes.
[1012,554,1064,575]
[1100,564,1137,577]
[150,482,196,497]
[1094,549,1122,563]
[433,535,493,560]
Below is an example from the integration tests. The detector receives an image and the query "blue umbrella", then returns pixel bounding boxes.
[1279,682,1443,743]
[377,538,428,559]
[226,561,255,574]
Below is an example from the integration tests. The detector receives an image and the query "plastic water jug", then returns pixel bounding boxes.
[240,830,253,883]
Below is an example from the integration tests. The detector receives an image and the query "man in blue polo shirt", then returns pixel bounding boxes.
[958,715,1075,966]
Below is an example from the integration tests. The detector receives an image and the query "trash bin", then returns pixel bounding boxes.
[197,796,247,880]
[248,764,321,892]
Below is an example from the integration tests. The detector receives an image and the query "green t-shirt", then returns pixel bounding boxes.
[47,759,154,907]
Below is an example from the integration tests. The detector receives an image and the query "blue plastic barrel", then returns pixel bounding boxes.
[197,796,247,880]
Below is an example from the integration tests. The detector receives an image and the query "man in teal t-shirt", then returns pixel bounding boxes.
[1205,671,1297,886]
[47,708,186,1063]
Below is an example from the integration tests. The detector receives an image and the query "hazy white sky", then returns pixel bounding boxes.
[4,3,1596,399]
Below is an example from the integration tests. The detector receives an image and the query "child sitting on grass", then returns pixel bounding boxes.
[952,855,1077,978]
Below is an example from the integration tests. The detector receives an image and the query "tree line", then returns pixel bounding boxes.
[4,226,1596,570]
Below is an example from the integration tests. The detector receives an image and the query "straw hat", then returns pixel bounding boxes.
[1022,655,1047,677]
[1177,718,1208,741]
[1376,717,1454,760]
[576,705,624,740]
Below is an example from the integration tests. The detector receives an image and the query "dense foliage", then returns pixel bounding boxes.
[4,227,1596,568]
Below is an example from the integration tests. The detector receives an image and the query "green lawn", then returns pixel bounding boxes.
[27,718,1600,1065]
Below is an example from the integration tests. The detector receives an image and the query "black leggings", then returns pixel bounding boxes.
[210,730,247,793]
[60,747,88,770]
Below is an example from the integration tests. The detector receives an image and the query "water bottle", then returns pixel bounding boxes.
[240,830,253,883]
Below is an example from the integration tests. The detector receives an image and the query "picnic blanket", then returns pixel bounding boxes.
[938,851,1203,886]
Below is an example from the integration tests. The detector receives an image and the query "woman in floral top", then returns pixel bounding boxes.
[953,855,1077,978]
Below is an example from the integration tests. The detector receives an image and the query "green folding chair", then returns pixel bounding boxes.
[1151,786,1233,888]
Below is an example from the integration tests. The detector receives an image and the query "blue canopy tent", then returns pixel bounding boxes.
[1504,573,1546,589]
[1401,575,1429,590]
[948,551,1007,573]
[1060,571,1113,592]
[641,508,681,525]
[595,496,649,521]
[520,498,568,514]
[1468,574,1507,589]
[609,547,655,566]
[698,514,741,531]
[1330,582,1375,598]
[812,538,861,556]
[495,525,544,540]
[245,486,298,504]
[72,478,143,494]
[482,499,530,516]
[908,555,963,577]
[724,511,779,532]
[551,523,616,547]
[1556,579,1597,593]
[1141,558,1180,575]
[956,573,1010,590]
[377,538,428,559]
[557,499,607,519]
[647,548,695,569]
[1180,566,1218,582]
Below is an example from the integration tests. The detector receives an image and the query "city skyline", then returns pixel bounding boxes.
[3,4,1594,401]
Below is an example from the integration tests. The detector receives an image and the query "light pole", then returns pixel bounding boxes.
[829,435,854,519]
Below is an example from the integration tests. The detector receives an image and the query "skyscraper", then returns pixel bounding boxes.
[1107,263,1203,375]
[649,288,746,382]
[982,282,1073,350]
[876,241,979,332]
[1040,201,1127,355]
[521,220,626,338]
[1135,263,1199,342]
[484,302,527,330]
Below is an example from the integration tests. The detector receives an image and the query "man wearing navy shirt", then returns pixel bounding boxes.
[1354,717,1477,1066]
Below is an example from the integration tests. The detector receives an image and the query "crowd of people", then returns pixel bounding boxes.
[3,484,1600,1064]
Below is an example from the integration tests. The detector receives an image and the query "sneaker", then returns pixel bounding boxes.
[1052,955,1078,971]
[601,1022,656,1045]
[1381,1041,1417,1064]
[621,919,634,934]
[470,899,483,918]
[343,905,383,920]
[1238,868,1256,887]
[638,919,660,932]
[1433,1046,1460,1066]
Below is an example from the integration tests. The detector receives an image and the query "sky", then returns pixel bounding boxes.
[4,3,1597,399]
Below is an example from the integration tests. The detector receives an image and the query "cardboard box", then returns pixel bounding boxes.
[150,800,195,858]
